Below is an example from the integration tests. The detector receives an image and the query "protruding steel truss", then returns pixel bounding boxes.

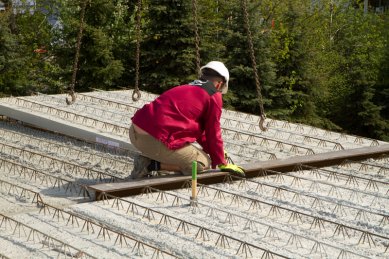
[0,213,97,258]
[35,202,178,258]
[91,184,388,258]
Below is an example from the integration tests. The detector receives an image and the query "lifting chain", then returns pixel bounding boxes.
[132,0,142,102]
[66,0,88,105]
[241,0,267,131]
[192,0,201,76]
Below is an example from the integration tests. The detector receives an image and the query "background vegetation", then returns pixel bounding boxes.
[1,0,388,140]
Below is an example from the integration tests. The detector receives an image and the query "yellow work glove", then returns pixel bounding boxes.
[218,164,246,177]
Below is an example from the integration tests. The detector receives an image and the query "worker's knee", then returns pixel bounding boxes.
[180,148,211,175]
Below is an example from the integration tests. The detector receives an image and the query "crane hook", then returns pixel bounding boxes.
[132,89,141,102]
[65,91,76,105]
[259,114,268,131]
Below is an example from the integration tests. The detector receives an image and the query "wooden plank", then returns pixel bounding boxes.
[89,144,389,200]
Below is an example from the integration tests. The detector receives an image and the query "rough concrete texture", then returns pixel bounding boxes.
[0,90,388,258]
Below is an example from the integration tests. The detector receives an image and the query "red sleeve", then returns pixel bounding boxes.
[197,94,226,168]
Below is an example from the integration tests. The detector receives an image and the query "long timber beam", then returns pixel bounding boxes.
[89,144,389,200]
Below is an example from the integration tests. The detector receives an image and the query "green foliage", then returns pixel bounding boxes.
[269,1,306,119]
[0,1,63,96]
[1,0,388,140]
[321,4,389,139]
[0,9,22,96]
[53,0,125,92]
[220,0,276,114]
[196,0,227,62]
[268,0,341,129]
[138,0,199,93]
[374,11,389,124]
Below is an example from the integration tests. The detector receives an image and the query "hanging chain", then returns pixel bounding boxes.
[192,0,201,76]
[241,0,267,131]
[132,0,142,102]
[66,0,88,105]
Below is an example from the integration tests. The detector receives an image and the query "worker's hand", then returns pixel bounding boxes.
[218,164,245,177]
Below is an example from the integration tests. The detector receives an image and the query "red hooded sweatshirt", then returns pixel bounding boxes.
[131,81,226,168]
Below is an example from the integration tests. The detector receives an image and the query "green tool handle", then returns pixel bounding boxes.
[191,161,197,199]
[192,161,197,180]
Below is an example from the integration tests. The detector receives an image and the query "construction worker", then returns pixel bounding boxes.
[128,61,245,179]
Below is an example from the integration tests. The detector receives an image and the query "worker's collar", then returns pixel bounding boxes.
[189,80,219,95]
[189,80,219,90]
[189,79,209,86]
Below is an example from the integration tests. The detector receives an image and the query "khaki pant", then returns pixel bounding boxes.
[129,124,211,175]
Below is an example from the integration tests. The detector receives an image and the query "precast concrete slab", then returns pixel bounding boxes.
[0,96,137,152]
[1,90,387,166]
[1,91,389,258]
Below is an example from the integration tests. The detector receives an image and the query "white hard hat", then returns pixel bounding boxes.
[200,61,229,94]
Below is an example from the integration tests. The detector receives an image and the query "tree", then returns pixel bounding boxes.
[221,0,276,113]
[268,0,307,119]
[0,0,60,96]
[266,0,340,130]
[0,7,24,96]
[322,2,389,139]
[2,0,389,141]
[53,0,125,92]
[137,0,197,93]
[374,11,389,140]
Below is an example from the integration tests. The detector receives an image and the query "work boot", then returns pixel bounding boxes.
[130,154,151,179]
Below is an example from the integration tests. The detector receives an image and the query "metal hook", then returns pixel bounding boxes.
[259,114,268,131]
[132,89,141,102]
[65,91,76,105]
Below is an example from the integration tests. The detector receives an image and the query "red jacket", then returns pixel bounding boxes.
[132,81,226,168]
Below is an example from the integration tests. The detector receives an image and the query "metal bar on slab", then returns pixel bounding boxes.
[88,144,389,199]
